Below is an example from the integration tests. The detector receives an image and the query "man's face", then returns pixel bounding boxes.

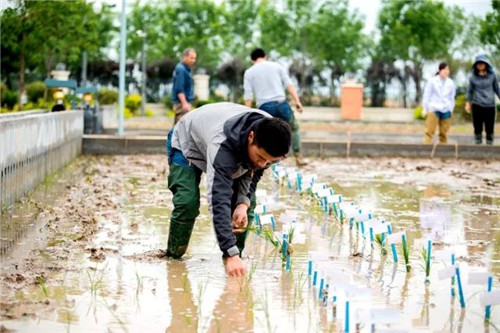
[476,62,486,71]
[247,131,283,169]
[183,51,197,67]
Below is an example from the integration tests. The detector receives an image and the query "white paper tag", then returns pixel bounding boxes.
[371,222,390,235]
[292,232,306,244]
[479,290,500,307]
[316,188,334,198]
[387,232,404,245]
[309,250,329,261]
[437,266,456,280]
[254,204,266,214]
[312,183,327,193]
[353,210,372,222]
[255,189,267,198]
[370,309,401,324]
[278,214,296,224]
[468,272,491,285]
[323,271,351,285]
[326,194,342,204]
[259,214,275,225]
[257,196,273,205]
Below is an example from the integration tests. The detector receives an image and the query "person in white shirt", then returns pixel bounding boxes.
[243,48,307,167]
[422,62,456,144]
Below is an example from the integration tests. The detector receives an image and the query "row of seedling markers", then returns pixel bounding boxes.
[250,164,499,330]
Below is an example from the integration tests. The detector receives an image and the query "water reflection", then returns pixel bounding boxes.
[165,260,198,332]
[165,259,255,333]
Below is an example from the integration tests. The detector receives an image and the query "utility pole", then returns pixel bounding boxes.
[118,0,126,136]
[137,30,147,116]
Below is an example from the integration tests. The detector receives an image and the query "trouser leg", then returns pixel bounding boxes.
[166,163,201,258]
[173,103,190,125]
[484,106,496,145]
[424,112,438,144]
[438,117,451,143]
[289,111,301,154]
[471,104,484,144]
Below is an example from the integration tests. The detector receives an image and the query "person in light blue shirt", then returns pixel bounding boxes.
[171,48,196,124]
[422,62,456,144]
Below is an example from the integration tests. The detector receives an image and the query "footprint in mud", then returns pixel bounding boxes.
[123,250,168,262]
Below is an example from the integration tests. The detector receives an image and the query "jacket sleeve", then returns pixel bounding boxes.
[466,76,474,102]
[422,80,432,112]
[206,143,239,257]
[493,74,500,100]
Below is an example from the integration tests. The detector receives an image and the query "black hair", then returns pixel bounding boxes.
[253,117,291,157]
[435,62,448,75]
[250,48,266,61]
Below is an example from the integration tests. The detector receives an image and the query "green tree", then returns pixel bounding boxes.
[1,0,115,108]
[0,5,36,110]
[479,1,500,54]
[305,0,366,99]
[378,0,460,104]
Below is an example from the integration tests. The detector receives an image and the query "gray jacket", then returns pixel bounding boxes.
[466,54,500,107]
[171,102,271,257]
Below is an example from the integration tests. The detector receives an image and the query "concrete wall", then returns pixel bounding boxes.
[0,111,83,209]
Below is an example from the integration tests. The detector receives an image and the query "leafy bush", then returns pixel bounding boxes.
[454,94,470,121]
[4,90,18,110]
[98,89,118,105]
[125,93,141,114]
[414,105,425,120]
[193,99,212,108]
[26,81,46,103]
[0,82,7,104]
[145,108,154,117]
[162,94,172,110]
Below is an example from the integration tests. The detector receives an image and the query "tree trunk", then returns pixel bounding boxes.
[413,63,423,105]
[18,43,25,111]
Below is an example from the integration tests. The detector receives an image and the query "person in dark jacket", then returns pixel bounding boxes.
[166,102,291,277]
[465,54,500,145]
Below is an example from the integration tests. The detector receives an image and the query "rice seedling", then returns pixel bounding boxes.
[374,234,387,256]
[401,234,411,272]
[36,275,49,297]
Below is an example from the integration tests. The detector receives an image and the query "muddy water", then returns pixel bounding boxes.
[1,155,499,332]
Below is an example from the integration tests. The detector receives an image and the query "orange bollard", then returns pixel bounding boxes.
[341,83,363,120]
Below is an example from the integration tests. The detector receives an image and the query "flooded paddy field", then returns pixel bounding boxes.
[1,155,499,332]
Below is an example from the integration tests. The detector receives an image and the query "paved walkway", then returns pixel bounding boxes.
[102,104,496,145]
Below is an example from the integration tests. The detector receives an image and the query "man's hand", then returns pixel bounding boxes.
[232,203,248,234]
[225,255,247,277]
[465,101,471,113]
[296,101,304,113]
[181,102,192,111]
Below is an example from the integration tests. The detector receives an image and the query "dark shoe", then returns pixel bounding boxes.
[474,134,482,145]
[486,140,493,146]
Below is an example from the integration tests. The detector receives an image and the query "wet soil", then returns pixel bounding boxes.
[0,155,499,332]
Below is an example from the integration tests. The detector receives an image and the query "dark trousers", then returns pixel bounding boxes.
[472,104,496,144]
[259,100,301,154]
